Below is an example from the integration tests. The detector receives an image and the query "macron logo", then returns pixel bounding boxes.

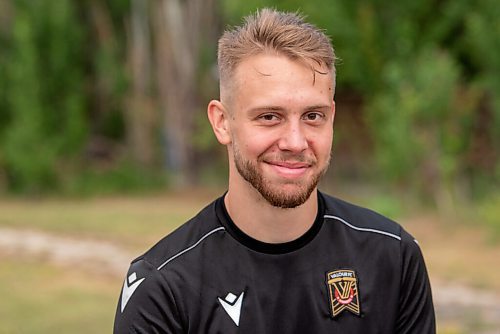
[218,291,244,326]
[120,272,145,313]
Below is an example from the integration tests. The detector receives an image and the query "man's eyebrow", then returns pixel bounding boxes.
[247,106,285,113]
[247,104,331,114]
[304,104,331,111]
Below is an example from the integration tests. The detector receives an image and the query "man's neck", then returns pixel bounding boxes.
[224,185,319,244]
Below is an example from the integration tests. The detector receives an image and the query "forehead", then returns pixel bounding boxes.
[227,53,333,108]
[234,53,331,85]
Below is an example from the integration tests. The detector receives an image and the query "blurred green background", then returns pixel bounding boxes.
[0,0,499,333]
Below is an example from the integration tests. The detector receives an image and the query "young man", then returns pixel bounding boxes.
[114,8,435,333]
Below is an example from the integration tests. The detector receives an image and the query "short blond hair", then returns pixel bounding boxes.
[218,8,336,91]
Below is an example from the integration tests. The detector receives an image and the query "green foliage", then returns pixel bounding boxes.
[2,5,56,191]
[0,0,497,201]
[370,49,463,182]
[61,161,168,197]
[1,0,87,192]
[463,0,500,145]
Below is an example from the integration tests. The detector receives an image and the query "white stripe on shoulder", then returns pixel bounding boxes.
[157,226,225,270]
[324,215,401,241]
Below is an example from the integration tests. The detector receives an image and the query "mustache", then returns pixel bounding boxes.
[258,152,317,165]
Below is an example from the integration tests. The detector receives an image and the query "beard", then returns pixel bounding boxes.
[233,145,329,209]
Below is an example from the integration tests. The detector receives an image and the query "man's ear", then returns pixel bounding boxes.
[207,100,231,145]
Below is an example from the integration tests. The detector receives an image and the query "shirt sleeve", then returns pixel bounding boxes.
[113,258,184,334]
[396,229,436,334]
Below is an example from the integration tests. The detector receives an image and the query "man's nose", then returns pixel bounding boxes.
[277,121,308,152]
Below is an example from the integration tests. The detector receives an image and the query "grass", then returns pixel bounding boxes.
[475,192,500,242]
[0,257,120,334]
[401,212,500,291]
[0,189,221,252]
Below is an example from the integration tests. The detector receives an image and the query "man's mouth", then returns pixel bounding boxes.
[264,160,312,177]
[269,161,311,169]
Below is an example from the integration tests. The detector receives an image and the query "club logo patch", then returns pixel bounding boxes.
[326,269,361,318]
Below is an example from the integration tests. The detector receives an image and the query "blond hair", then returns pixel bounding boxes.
[218,8,336,92]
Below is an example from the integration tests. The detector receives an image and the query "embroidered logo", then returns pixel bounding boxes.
[326,269,361,318]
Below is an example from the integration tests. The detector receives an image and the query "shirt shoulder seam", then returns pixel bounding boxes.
[324,214,401,241]
[156,226,225,271]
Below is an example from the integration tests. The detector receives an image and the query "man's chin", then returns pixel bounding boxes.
[257,184,316,209]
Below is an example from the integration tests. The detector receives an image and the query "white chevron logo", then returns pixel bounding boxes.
[120,272,145,312]
[218,291,244,326]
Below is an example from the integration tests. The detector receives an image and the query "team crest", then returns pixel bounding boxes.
[326,269,361,318]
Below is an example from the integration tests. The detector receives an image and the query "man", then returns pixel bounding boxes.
[114,8,435,333]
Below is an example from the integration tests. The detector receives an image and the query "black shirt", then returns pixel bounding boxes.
[114,192,435,333]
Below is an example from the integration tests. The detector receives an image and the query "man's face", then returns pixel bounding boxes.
[224,54,335,208]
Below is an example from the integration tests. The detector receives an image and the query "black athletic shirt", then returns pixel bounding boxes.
[114,192,435,333]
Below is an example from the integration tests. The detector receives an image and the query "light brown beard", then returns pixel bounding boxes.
[233,146,329,209]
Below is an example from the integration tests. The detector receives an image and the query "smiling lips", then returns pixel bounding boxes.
[265,160,313,178]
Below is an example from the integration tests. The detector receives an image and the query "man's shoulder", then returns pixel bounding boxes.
[131,197,225,271]
[320,192,403,242]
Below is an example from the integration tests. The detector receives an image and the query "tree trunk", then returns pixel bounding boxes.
[126,0,156,167]
[153,0,217,186]
[88,0,115,123]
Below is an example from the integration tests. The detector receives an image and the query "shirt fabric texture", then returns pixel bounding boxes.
[114,191,436,333]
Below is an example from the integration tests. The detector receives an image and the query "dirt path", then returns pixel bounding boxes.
[1,227,499,333]
[0,227,131,276]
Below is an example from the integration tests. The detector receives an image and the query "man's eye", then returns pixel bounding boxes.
[304,112,324,121]
[260,114,279,121]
